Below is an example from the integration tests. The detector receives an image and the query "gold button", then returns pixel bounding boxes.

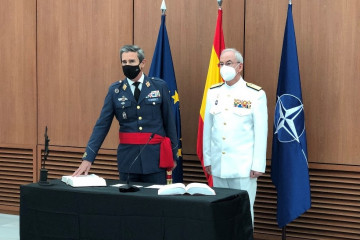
[139,126,143,130]
[222,152,226,154]
[137,105,140,109]
[227,94,231,97]
[224,122,227,125]
[153,102,156,105]
[138,116,142,120]
[225,108,228,111]
[222,137,226,140]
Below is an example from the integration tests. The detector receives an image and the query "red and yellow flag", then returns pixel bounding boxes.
[196,8,225,186]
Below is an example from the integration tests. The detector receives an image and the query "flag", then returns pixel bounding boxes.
[196,8,225,186]
[149,14,183,183]
[271,3,311,228]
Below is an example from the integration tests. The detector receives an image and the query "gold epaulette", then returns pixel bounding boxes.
[246,82,262,91]
[210,82,224,89]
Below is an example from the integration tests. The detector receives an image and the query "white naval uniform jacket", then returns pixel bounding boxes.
[203,77,268,178]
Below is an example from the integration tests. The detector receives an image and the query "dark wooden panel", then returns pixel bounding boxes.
[0,0,37,145]
[0,144,35,214]
[37,145,118,181]
[254,162,360,240]
[134,0,244,155]
[37,0,133,149]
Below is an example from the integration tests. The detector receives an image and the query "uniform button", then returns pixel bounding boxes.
[227,94,231,97]
[137,105,140,109]
[222,152,226,154]
[152,102,156,105]
[225,108,228,111]
[222,137,226,140]
[138,116,142,120]
[139,126,143,131]
[224,122,227,125]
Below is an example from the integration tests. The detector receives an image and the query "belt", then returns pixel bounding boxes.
[119,132,174,169]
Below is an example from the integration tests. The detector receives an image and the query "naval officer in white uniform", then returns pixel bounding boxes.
[203,48,268,224]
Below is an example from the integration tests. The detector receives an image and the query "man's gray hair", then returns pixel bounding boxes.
[120,45,145,62]
[221,48,243,63]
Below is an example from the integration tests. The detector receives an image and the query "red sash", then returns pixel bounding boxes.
[119,132,174,169]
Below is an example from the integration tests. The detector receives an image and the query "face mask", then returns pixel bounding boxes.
[122,64,141,79]
[220,65,238,82]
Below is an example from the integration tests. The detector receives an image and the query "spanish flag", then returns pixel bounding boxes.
[196,8,225,186]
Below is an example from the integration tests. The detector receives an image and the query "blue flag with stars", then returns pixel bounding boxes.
[271,3,311,228]
[149,14,183,183]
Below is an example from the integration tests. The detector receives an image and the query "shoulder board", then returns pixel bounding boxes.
[210,82,224,89]
[246,82,262,91]
[110,80,121,87]
[150,77,162,82]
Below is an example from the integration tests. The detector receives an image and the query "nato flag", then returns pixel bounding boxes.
[149,14,183,183]
[271,4,311,228]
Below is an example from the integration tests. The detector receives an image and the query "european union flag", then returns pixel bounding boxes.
[271,3,311,228]
[149,14,183,183]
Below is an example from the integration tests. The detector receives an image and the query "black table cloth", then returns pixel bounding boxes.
[20,179,253,240]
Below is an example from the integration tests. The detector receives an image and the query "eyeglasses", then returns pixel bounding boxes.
[217,61,241,68]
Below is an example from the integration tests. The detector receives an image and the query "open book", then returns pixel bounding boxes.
[158,183,216,196]
[61,174,106,187]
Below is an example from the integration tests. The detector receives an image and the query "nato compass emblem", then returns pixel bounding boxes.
[274,94,305,143]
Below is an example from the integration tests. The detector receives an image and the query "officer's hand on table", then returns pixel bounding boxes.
[250,170,263,178]
[205,166,212,175]
[72,160,92,177]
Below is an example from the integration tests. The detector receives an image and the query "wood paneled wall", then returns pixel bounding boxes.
[37,0,133,149]
[246,0,360,165]
[1,0,360,238]
[0,0,37,145]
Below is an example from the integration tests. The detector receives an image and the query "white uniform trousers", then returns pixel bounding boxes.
[213,176,257,225]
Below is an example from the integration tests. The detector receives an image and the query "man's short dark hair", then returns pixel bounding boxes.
[120,45,145,62]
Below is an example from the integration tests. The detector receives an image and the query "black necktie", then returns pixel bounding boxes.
[133,82,140,102]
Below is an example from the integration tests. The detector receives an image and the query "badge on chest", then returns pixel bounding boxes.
[234,99,251,109]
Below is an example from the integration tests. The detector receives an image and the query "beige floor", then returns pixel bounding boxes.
[0,213,19,240]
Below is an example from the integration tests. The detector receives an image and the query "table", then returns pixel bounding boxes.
[20,179,253,240]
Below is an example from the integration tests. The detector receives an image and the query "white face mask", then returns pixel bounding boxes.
[220,65,238,81]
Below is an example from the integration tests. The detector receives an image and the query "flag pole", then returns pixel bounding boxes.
[281,1,291,239]
[161,0,166,15]
[282,226,286,240]
[282,0,290,235]
[159,0,172,184]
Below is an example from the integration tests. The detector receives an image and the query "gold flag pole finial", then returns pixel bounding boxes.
[161,0,166,15]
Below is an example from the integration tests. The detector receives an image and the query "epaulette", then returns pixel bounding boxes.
[110,80,121,87]
[210,82,224,89]
[246,82,262,91]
